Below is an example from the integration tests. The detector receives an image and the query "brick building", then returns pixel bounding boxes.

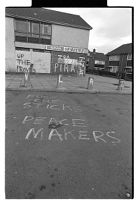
[105,43,132,78]
[6,7,92,74]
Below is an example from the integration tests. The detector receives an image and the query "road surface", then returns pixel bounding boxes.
[5,91,132,199]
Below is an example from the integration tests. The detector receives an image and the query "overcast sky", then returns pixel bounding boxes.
[47,8,132,54]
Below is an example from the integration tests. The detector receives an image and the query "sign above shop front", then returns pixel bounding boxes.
[45,45,88,54]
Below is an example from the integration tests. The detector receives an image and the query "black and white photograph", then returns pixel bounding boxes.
[5,5,133,199]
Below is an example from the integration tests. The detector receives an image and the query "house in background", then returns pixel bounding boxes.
[6,7,92,74]
[105,43,132,79]
[86,49,106,72]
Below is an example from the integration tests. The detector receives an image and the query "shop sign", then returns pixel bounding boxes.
[45,45,88,54]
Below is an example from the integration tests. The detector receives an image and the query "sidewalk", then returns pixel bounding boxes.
[6,73,132,94]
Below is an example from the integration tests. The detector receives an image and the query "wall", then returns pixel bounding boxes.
[52,24,90,49]
[16,49,51,73]
[51,51,86,74]
[6,17,16,72]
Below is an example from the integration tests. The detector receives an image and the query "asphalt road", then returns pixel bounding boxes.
[5,91,132,199]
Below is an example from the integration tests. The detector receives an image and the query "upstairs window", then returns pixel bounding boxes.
[95,60,105,65]
[15,19,30,34]
[14,19,51,45]
[127,54,132,60]
[109,55,120,61]
[32,22,40,36]
[40,24,51,36]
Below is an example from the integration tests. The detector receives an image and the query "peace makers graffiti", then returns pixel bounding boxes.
[22,94,121,144]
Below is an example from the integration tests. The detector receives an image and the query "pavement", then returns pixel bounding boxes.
[6,73,132,94]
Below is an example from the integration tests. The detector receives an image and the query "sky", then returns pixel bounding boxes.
[47,8,132,54]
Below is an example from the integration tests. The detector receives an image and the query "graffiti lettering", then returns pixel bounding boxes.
[16,53,36,73]
[25,127,121,144]
[23,95,121,145]
[54,54,85,73]
[25,128,44,140]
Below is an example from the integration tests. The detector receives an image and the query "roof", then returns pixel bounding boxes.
[107,43,132,56]
[6,7,92,30]
[89,51,106,61]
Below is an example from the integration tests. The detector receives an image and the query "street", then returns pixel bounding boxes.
[5,91,132,199]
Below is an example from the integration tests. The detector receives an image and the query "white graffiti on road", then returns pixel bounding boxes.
[22,94,121,144]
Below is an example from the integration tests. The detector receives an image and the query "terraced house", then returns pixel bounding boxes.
[6,7,92,74]
[106,43,132,79]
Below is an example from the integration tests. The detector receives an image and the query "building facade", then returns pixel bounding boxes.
[105,43,132,78]
[6,8,92,74]
[86,49,106,72]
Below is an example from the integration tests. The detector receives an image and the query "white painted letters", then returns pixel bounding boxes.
[106,131,121,143]
[33,117,47,124]
[78,131,90,140]
[48,129,63,141]
[25,128,44,140]
[22,116,34,124]
[72,119,88,127]
[64,129,76,140]
[93,131,107,143]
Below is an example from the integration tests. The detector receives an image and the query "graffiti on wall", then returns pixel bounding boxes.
[16,53,31,72]
[16,52,36,73]
[54,54,86,73]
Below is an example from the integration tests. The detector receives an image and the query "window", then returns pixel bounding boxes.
[108,66,119,73]
[127,60,132,66]
[15,20,30,33]
[109,61,120,66]
[33,49,44,52]
[14,19,51,45]
[31,22,40,37]
[127,54,132,60]
[125,66,132,73]
[15,47,30,51]
[95,60,105,65]
[109,55,120,61]
[40,24,51,36]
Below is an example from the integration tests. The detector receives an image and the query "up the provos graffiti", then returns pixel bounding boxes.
[22,94,121,144]
[16,53,36,73]
[54,55,85,73]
